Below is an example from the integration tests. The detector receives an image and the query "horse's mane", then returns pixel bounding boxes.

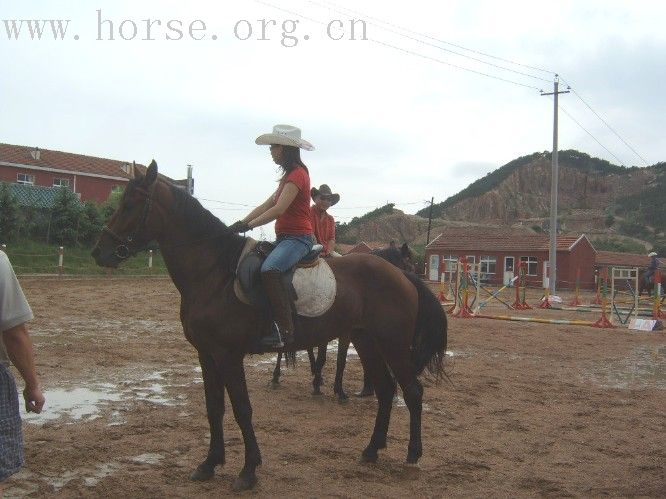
[166,183,226,237]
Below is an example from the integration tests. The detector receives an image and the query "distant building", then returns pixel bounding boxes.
[343,241,386,254]
[0,143,191,204]
[595,251,663,271]
[424,227,597,290]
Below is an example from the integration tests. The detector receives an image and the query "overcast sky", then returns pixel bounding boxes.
[1,0,664,233]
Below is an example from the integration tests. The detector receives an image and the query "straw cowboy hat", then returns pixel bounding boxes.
[311,184,340,205]
[648,251,658,257]
[255,124,315,151]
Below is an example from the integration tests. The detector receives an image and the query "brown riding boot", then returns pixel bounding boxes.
[261,270,295,346]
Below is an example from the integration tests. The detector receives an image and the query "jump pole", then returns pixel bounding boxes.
[474,313,598,326]
[447,261,462,314]
[512,262,532,310]
[473,275,519,314]
[653,269,665,319]
[451,259,474,318]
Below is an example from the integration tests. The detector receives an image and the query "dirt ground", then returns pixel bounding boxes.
[3,277,665,498]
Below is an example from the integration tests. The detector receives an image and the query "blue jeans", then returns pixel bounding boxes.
[261,234,314,273]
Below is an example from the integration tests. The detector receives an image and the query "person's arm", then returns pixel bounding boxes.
[2,324,45,413]
[241,194,276,224]
[249,183,299,228]
[327,217,336,252]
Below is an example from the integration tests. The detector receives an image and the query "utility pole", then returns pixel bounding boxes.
[426,197,434,246]
[186,164,194,195]
[541,75,570,294]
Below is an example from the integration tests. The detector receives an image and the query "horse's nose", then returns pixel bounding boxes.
[91,247,100,259]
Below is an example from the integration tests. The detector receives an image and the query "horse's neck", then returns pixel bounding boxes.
[157,231,244,297]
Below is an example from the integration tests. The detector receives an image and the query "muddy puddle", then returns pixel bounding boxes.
[581,345,666,390]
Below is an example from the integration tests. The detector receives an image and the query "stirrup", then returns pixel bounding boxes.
[260,322,284,349]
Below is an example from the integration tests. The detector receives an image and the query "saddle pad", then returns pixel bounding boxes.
[233,257,336,318]
[293,258,336,317]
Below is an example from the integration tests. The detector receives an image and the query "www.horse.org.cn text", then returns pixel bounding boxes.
[1,10,369,48]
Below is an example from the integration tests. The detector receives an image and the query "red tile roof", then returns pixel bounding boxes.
[426,227,589,253]
[345,241,387,254]
[0,143,136,179]
[595,251,663,268]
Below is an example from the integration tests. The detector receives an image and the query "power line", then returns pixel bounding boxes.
[308,0,553,83]
[556,101,628,167]
[253,0,543,90]
[558,78,649,166]
[311,1,651,168]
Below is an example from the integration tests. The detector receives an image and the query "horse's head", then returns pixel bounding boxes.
[400,243,416,273]
[92,160,163,268]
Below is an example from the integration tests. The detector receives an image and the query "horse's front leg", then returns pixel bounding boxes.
[191,353,226,481]
[223,352,262,492]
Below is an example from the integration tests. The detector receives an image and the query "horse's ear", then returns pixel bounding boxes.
[133,160,143,181]
[145,160,158,186]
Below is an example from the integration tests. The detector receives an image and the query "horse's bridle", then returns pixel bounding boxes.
[102,183,156,260]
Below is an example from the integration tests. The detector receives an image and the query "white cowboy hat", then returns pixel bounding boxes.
[255,124,314,151]
[648,251,658,257]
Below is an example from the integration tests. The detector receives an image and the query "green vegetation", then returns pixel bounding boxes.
[417,149,634,219]
[591,237,646,254]
[614,163,666,233]
[0,184,168,275]
[416,153,543,218]
[336,203,396,243]
[3,240,167,275]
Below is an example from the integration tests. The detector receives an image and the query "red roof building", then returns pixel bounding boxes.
[424,227,597,290]
[595,251,663,270]
[344,241,387,254]
[0,143,189,204]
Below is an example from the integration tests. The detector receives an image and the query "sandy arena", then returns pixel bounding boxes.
[3,276,665,498]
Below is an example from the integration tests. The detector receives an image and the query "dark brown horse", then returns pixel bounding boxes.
[638,268,665,300]
[92,162,446,492]
[271,244,416,400]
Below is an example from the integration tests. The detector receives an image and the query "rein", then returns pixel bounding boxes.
[101,181,243,269]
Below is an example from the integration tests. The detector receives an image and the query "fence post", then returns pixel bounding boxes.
[148,250,153,271]
[58,246,64,276]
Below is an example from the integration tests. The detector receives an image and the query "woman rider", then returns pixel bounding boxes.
[229,125,315,348]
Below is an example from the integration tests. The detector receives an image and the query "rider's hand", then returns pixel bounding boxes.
[228,221,251,233]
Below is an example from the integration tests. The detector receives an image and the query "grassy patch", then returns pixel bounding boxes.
[2,240,168,276]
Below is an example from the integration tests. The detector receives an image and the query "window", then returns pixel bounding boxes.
[520,256,538,276]
[53,178,70,188]
[442,254,458,282]
[17,173,35,185]
[480,256,497,282]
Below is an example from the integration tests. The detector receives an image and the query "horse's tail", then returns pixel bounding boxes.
[403,272,447,378]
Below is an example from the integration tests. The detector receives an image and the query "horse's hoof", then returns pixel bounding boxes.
[270,380,280,390]
[406,451,422,464]
[312,388,322,396]
[337,392,349,404]
[232,473,257,492]
[190,464,215,481]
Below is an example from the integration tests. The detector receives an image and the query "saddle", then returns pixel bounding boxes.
[235,240,336,317]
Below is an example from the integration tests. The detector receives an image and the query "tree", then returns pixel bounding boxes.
[78,201,104,246]
[0,182,19,243]
[100,188,124,224]
[50,187,83,246]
